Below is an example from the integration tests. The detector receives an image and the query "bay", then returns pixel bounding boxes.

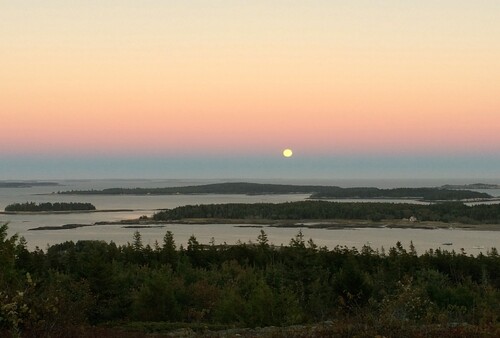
[1,179,498,254]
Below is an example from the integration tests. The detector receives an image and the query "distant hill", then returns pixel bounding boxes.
[58,182,492,201]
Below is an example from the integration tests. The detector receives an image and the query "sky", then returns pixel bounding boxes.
[1,1,499,179]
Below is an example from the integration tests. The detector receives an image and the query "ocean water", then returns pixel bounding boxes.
[1,178,499,253]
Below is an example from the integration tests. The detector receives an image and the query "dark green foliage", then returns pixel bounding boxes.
[332,257,373,311]
[154,200,500,224]
[132,268,181,321]
[5,202,96,212]
[161,231,178,267]
[1,223,499,336]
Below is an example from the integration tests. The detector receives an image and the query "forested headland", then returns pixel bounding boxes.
[1,223,499,337]
[4,202,96,212]
[58,182,492,201]
[153,200,500,225]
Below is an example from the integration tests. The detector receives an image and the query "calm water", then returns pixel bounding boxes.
[1,179,499,253]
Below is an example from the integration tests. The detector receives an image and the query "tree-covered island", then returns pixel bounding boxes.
[4,202,96,212]
[58,182,492,201]
[153,200,500,225]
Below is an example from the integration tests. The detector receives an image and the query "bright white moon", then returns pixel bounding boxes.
[283,149,293,158]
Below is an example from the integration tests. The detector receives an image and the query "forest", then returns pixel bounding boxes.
[1,223,499,337]
[58,182,491,201]
[4,202,96,212]
[153,200,500,224]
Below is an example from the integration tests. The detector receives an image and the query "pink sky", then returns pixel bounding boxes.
[1,1,499,157]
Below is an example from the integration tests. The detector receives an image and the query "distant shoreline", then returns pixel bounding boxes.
[0,181,60,188]
[441,183,500,190]
[55,182,494,202]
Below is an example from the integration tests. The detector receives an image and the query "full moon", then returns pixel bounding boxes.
[283,148,293,158]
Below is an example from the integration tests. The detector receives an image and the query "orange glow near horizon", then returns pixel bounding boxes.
[1,1,499,157]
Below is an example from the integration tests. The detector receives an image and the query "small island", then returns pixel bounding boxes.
[29,223,95,231]
[4,202,96,213]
